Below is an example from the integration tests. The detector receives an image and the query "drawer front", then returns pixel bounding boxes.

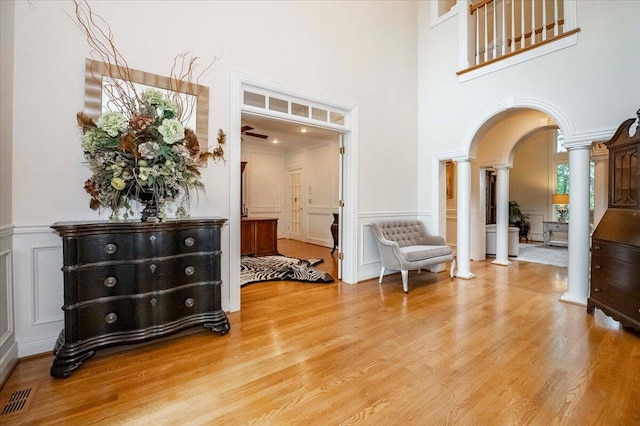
[592,240,640,264]
[76,284,216,341]
[75,254,219,301]
[547,223,568,232]
[76,228,216,265]
[590,276,640,322]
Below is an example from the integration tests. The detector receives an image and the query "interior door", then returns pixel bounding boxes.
[288,169,304,241]
[337,135,344,279]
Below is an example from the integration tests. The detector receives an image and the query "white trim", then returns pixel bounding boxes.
[358,211,418,219]
[560,292,587,307]
[18,335,59,358]
[431,1,460,28]
[13,225,55,235]
[0,224,14,238]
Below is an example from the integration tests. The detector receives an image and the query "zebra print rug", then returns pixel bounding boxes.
[240,255,334,287]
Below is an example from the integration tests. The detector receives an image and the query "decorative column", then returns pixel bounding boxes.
[591,143,609,228]
[561,145,591,306]
[455,158,476,279]
[492,166,512,266]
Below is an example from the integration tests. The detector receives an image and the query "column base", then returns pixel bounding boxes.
[455,272,476,280]
[560,292,587,306]
[491,259,513,266]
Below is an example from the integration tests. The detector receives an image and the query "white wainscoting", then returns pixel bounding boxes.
[305,207,336,248]
[0,225,18,384]
[13,226,64,357]
[524,209,547,242]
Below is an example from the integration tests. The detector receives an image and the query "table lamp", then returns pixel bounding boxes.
[552,193,569,222]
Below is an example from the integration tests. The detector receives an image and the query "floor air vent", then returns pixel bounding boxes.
[1,387,33,417]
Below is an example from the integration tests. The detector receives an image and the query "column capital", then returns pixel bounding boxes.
[451,156,474,163]
[493,164,512,171]
[591,142,609,162]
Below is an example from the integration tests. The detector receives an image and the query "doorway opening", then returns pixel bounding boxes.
[229,71,358,312]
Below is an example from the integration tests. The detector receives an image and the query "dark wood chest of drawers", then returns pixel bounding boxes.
[50,218,229,378]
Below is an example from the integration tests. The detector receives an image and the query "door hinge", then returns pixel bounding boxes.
[339,253,344,260]
[339,200,345,207]
[339,146,345,154]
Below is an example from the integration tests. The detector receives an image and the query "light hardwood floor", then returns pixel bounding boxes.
[1,239,639,425]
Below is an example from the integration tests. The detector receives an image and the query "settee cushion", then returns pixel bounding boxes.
[399,245,452,262]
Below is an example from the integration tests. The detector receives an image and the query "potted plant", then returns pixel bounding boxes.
[509,200,531,241]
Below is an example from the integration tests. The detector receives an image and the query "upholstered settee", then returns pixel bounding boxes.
[371,220,455,293]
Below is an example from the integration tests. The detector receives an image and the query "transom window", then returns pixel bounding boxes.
[242,88,348,131]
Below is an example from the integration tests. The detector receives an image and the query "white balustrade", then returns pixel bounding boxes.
[469,0,566,67]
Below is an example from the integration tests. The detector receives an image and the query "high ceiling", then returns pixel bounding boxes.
[241,114,341,152]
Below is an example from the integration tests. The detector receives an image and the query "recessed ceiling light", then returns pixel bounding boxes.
[299,128,308,133]
[272,139,279,144]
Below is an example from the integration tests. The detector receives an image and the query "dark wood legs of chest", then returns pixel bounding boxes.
[50,312,230,378]
[50,330,95,379]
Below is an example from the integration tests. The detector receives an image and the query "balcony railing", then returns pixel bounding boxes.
[458,0,579,76]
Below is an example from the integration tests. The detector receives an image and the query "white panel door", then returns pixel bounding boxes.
[289,169,304,241]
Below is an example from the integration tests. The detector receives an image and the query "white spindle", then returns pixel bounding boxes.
[501,0,506,56]
[484,5,489,63]
[542,0,547,41]
[553,0,559,36]
[511,0,515,53]
[531,0,536,45]
[492,1,497,60]
[520,0,525,49]
[475,9,481,65]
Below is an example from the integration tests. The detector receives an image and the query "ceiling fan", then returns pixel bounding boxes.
[241,125,268,139]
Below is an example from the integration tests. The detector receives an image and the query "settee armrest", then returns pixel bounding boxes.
[422,234,446,246]
[373,235,406,270]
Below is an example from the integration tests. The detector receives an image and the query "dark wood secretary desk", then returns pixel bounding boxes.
[587,109,640,332]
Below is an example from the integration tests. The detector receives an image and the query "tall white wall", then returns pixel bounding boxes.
[10,1,419,356]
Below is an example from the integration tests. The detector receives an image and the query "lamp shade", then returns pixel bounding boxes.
[552,193,569,205]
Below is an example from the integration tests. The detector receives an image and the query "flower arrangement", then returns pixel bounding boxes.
[72,0,224,221]
[78,89,225,221]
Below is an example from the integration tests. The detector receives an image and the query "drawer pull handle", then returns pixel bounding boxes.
[105,313,118,324]
[149,235,157,242]
[104,277,117,288]
[150,298,157,306]
[185,298,195,308]
[594,246,601,250]
[595,265,601,269]
[594,288,601,292]
[184,237,195,247]
[104,244,118,255]
[185,266,195,276]
[150,264,157,273]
